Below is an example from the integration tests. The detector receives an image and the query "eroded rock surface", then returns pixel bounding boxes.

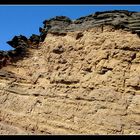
[40,10,140,39]
[1,10,140,70]
[0,10,140,135]
[0,34,40,68]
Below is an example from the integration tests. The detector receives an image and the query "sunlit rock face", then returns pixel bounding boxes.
[0,10,140,135]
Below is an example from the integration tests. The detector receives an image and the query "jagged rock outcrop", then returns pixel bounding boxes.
[40,10,140,39]
[28,34,40,48]
[0,10,140,135]
[39,16,72,41]
[1,10,140,70]
[7,35,29,49]
[0,34,40,68]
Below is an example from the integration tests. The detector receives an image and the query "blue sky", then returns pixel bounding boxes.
[0,5,140,51]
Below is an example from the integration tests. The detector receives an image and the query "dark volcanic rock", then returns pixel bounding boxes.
[39,10,140,42]
[39,27,48,42]
[0,33,41,68]
[43,16,72,28]
[39,16,72,41]
[0,35,30,68]
[28,34,40,48]
[29,34,40,44]
[7,35,28,49]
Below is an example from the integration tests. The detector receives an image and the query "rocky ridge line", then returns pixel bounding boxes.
[0,10,140,69]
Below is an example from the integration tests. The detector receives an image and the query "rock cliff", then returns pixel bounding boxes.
[0,10,140,134]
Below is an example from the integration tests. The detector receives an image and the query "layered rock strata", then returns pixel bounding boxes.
[0,10,140,135]
[1,10,140,69]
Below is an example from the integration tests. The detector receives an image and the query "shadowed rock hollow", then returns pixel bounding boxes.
[0,10,140,135]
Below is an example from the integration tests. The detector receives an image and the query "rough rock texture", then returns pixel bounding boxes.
[0,34,40,69]
[0,10,140,135]
[40,10,140,39]
[1,10,140,70]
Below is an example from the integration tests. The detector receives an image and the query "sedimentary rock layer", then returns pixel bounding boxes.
[40,10,140,38]
[1,10,140,70]
[0,10,140,134]
[0,25,140,134]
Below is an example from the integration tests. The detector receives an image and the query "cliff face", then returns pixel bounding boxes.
[1,10,140,69]
[0,10,140,135]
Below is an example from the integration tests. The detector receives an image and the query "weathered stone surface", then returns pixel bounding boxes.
[0,10,140,135]
[29,34,40,44]
[7,35,28,49]
[0,25,140,134]
[0,34,41,68]
[39,10,140,42]
[1,10,140,70]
